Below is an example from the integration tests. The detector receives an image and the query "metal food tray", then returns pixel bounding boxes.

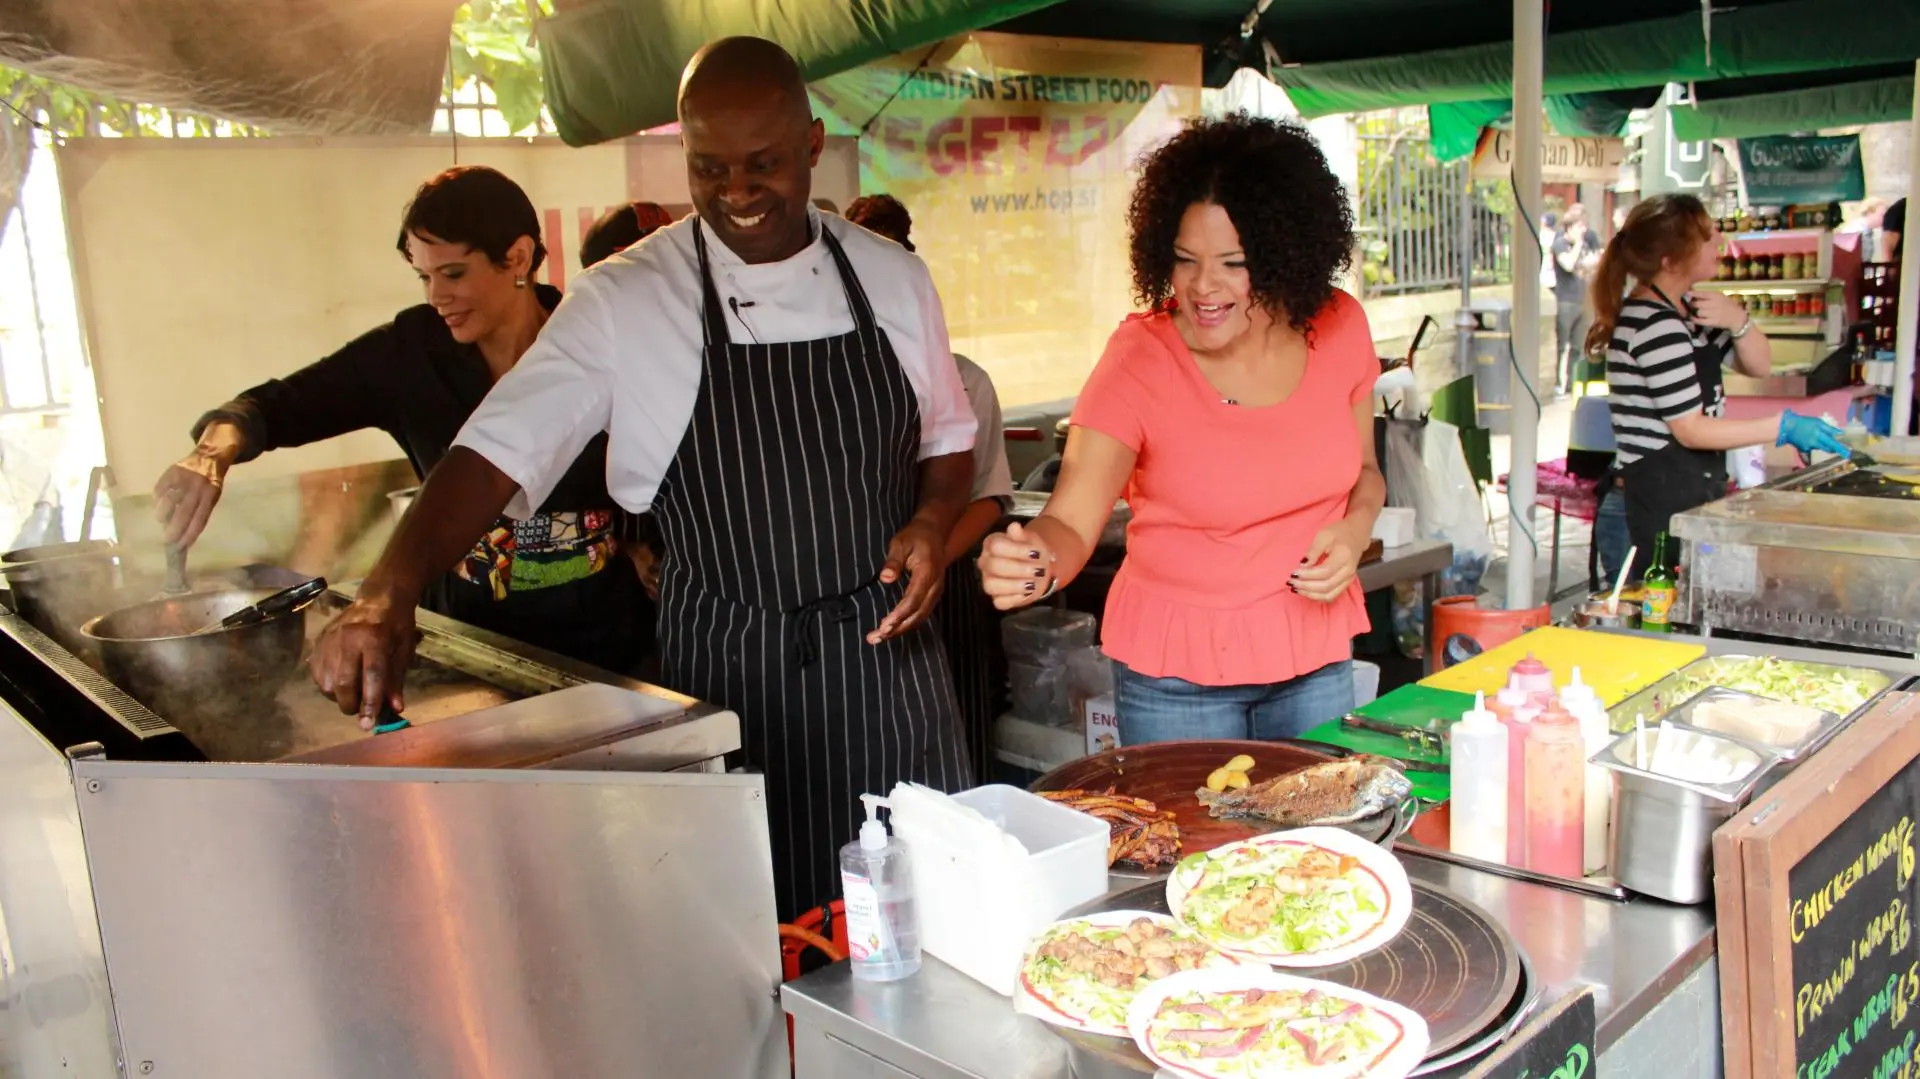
[1652,686,1841,762]
[1608,653,1897,735]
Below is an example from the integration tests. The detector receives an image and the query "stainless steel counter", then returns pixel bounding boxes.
[783,852,1716,1078]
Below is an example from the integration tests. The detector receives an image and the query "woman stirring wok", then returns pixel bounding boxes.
[152,165,651,674]
[979,114,1383,744]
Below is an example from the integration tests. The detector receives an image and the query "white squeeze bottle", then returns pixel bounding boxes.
[1449,692,1509,863]
[841,794,921,982]
[1559,667,1614,875]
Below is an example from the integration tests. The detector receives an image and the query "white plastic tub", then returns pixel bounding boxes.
[887,783,1108,995]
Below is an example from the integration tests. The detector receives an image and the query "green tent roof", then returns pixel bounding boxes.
[532,0,1918,146]
[1670,66,1916,141]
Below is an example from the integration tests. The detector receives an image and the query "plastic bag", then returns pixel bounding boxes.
[1386,419,1493,658]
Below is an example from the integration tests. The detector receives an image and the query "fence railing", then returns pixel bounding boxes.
[1354,111,1513,297]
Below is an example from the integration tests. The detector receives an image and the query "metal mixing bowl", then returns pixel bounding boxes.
[81,588,306,760]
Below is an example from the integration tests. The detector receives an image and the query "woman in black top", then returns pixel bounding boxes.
[152,165,651,673]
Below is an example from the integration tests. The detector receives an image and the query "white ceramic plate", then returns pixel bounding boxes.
[1165,827,1413,968]
[1126,966,1429,1079]
[1013,910,1258,1038]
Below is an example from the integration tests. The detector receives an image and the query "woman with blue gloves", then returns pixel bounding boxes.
[1587,194,1850,581]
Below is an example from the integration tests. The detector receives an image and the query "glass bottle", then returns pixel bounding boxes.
[1642,533,1676,633]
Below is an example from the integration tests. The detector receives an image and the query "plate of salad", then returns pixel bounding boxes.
[1127,967,1429,1079]
[1167,827,1412,968]
[1015,911,1257,1037]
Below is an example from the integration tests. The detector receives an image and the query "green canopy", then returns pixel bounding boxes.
[537,0,1057,145]
[1264,0,1920,118]
[1670,69,1915,142]
[531,0,1920,146]
[1428,88,1661,162]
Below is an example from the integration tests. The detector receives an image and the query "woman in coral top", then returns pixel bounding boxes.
[979,114,1384,743]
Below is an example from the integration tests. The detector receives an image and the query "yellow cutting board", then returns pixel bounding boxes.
[1420,626,1705,707]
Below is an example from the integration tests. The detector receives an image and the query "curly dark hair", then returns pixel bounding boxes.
[1128,113,1354,334]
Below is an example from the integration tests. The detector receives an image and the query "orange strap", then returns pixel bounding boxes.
[778,923,846,964]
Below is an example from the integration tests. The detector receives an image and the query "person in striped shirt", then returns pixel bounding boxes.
[1587,194,1850,581]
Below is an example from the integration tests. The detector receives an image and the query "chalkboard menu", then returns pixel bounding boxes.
[1459,987,1596,1079]
[1716,691,1920,1078]
[1786,755,1920,1079]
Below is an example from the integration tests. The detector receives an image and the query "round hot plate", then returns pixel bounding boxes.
[1050,877,1529,1076]
[1031,739,1413,852]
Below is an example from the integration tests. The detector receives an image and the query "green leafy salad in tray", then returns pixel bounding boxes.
[1665,657,1888,718]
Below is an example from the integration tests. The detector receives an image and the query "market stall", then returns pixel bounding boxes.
[783,627,1919,1078]
[0,547,786,1079]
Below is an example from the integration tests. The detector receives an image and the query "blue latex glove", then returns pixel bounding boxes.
[1776,410,1851,461]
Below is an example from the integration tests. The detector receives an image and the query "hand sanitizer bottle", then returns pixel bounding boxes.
[841,794,920,982]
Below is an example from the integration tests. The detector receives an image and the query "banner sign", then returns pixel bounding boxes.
[811,33,1202,405]
[1737,134,1866,205]
[1471,129,1625,185]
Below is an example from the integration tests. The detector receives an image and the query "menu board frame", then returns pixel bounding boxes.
[1714,691,1920,1078]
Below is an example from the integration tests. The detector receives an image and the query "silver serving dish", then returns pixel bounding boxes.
[1609,653,1896,734]
[1653,686,1841,764]
[1594,725,1780,905]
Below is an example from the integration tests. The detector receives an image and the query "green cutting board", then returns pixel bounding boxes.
[1297,684,1475,802]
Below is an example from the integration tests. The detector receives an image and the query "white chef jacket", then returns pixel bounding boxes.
[954,354,1014,509]
[455,208,978,519]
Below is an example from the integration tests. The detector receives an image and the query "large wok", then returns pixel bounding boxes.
[81,587,307,760]
[1,539,121,655]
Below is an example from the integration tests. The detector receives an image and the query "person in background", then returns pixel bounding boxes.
[1537,211,1559,293]
[580,200,674,610]
[153,166,649,675]
[1552,203,1602,395]
[1019,419,1070,493]
[978,113,1383,744]
[846,191,1015,776]
[579,201,675,274]
[1880,197,1906,263]
[1590,194,1850,582]
[308,38,977,922]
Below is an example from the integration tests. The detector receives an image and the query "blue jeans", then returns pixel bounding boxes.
[1114,659,1355,745]
[1594,483,1630,586]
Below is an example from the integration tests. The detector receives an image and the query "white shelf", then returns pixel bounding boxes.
[1699,279,1835,292]
[1751,317,1825,334]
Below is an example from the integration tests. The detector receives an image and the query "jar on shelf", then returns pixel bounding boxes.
[1795,294,1813,317]
[1733,255,1751,280]
[1768,254,1785,280]
[1781,252,1804,280]
[1717,255,1736,280]
[1810,293,1826,316]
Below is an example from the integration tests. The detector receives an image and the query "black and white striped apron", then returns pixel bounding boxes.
[650,220,972,921]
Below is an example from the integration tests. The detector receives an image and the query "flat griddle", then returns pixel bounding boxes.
[1808,467,1920,500]
[1050,877,1531,1076]
[1031,739,1412,853]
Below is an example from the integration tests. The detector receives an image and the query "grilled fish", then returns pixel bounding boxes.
[1195,755,1412,827]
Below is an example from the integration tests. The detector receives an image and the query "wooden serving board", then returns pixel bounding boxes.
[1029,739,1387,857]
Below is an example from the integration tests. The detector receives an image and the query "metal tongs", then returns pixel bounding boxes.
[187,576,328,636]
[1340,713,1449,760]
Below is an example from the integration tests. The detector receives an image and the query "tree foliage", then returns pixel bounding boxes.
[448,0,551,136]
